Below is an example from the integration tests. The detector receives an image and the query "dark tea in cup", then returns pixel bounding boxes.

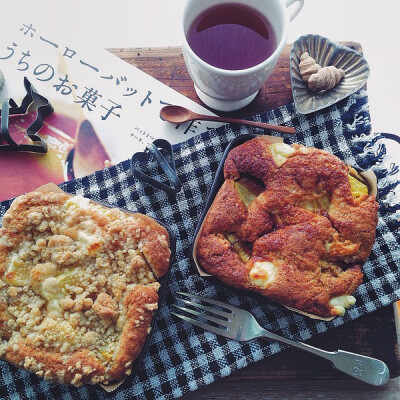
[182,0,304,111]
[186,3,277,70]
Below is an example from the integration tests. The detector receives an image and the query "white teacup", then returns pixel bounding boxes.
[182,0,304,112]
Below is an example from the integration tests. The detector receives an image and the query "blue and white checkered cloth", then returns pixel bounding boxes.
[1,90,399,400]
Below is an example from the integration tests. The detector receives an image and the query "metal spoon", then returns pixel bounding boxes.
[160,105,296,134]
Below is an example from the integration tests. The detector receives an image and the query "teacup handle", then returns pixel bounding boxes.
[286,0,304,21]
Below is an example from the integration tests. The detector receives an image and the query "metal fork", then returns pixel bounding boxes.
[172,292,389,386]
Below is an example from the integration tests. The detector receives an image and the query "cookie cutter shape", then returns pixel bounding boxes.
[0,77,54,153]
[131,139,181,195]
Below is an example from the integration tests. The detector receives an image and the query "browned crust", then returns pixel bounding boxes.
[250,221,364,316]
[328,196,379,261]
[0,191,170,386]
[6,342,106,385]
[1,191,71,233]
[196,138,378,317]
[108,284,159,381]
[202,180,247,235]
[130,213,171,278]
[224,136,279,183]
[197,233,251,289]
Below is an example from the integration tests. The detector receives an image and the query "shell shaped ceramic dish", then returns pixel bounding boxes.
[290,34,370,114]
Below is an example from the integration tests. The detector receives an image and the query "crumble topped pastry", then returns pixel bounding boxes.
[196,137,378,318]
[0,191,171,386]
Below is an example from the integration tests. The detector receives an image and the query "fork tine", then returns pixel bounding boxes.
[177,292,238,312]
[174,305,230,327]
[171,311,228,336]
[178,298,231,319]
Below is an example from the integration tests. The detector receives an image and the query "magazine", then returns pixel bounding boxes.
[0,21,222,201]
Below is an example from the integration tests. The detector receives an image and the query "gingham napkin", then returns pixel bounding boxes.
[1,90,399,400]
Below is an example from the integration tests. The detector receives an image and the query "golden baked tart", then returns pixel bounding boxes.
[196,136,378,318]
[0,191,171,386]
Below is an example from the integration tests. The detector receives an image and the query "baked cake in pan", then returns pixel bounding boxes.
[196,136,378,318]
[0,191,171,386]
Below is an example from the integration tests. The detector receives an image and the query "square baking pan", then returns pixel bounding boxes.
[190,134,377,321]
[0,187,176,392]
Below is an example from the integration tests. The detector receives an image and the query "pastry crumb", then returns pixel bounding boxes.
[0,192,171,386]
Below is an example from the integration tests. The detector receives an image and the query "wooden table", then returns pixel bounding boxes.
[108,44,400,399]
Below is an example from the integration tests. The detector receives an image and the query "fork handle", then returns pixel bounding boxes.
[259,328,389,386]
